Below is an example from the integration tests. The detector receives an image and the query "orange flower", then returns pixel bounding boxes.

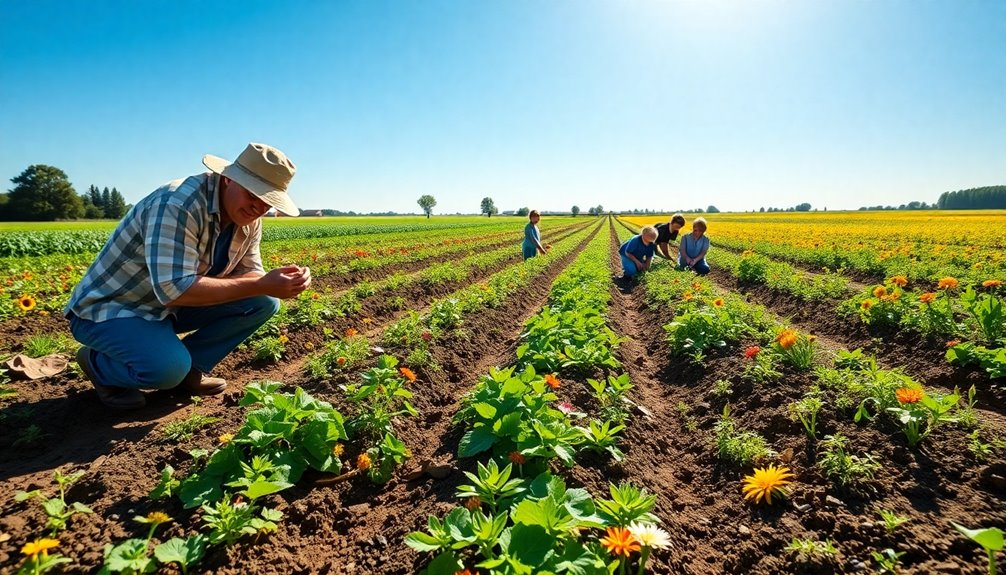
[895,387,924,404]
[336,356,347,367]
[682,291,694,302]
[861,299,874,311]
[17,295,36,312]
[873,286,888,298]
[983,279,1003,288]
[937,276,959,290]
[544,374,561,389]
[712,298,725,307]
[463,497,481,511]
[453,570,477,575]
[945,339,961,348]
[311,292,320,300]
[399,367,417,383]
[743,346,760,359]
[889,275,908,287]
[919,292,936,304]
[345,328,359,337]
[356,453,372,470]
[600,526,641,557]
[508,451,526,465]
[776,330,798,350]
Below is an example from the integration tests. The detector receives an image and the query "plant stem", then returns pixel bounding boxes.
[988,550,996,575]
[636,547,652,575]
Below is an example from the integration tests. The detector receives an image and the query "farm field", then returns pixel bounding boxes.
[1,213,1004,575]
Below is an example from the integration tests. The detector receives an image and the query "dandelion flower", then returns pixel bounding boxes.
[918,292,936,304]
[544,374,561,389]
[895,387,924,404]
[278,334,289,344]
[742,465,794,505]
[304,341,314,350]
[336,356,347,367]
[861,299,874,311]
[399,367,417,383]
[776,330,798,350]
[345,328,359,337]
[332,443,344,456]
[628,522,672,549]
[712,298,725,307]
[356,453,372,471]
[17,295,36,312]
[937,276,959,290]
[983,279,1003,288]
[141,511,172,524]
[218,433,234,445]
[873,286,888,298]
[508,451,527,465]
[21,538,59,558]
[889,276,908,287]
[743,346,761,359]
[600,526,640,557]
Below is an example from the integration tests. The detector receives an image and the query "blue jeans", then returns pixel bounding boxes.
[621,255,640,277]
[69,296,279,390]
[678,258,710,275]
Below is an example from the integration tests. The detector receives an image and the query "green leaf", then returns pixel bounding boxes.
[953,522,1005,551]
[153,535,207,570]
[505,523,554,566]
[473,402,498,420]
[405,531,445,552]
[458,427,497,458]
[423,550,464,575]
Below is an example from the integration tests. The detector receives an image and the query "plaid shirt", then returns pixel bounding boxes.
[65,173,264,322]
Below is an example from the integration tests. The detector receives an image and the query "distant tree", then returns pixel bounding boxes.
[106,188,128,219]
[6,164,83,221]
[795,203,812,212]
[417,194,437,219]
[759,207,765,212]
[0,192,8,219]
[587,207,596,216]
[706,205,720,213]
[80,193,104,219]
[571,205,580,217]
[88,184,102,210]
[937,186,1006,209]
[480,197,497,218]
[516,207,529,217]
[101,187,111,214]
[595,204,604,216]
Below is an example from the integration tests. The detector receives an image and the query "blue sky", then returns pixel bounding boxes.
[1,0,1003,214]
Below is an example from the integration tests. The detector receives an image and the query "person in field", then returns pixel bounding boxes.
[522,209,549,260]
[678,217,711,275]
[619,225,658,279]
[65,143,311,409]
[653,213,686,261]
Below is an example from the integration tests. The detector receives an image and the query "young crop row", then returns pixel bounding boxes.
[610,222,1004,573]
[406,223,672,574]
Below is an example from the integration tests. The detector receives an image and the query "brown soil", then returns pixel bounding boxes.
[0,221,603,574]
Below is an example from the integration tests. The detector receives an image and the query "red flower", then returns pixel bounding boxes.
[743,346,761,359]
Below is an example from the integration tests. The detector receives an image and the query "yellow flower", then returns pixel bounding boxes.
[712,298,725,307]
[362,317,373,324]
[304,341,314,350]
[332,443,344,456]
[599,526,641,557]
[218,433,234,445]
[278,334,289,344]
[21,537,59,558]
[937,276,959,290]
[742,464,794,505]
[144,511,172,524]
[861,299,874,310]
[356,453,372,471]
[873,286,888,298]
[776,329,798,350]
[889,275,908,287]
[17,295,36,312]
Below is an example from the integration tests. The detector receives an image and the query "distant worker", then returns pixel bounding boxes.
[678,217,711,275]
[653,213,686,261]
[522,210,549,260]
[65,143,311,409]
[619,225,658,279]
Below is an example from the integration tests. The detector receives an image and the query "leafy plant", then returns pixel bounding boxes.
[818,434,882,488]
[952,522,1003,575]
[714,405,774,466]
[98,512,172,575]
[153,535,207,575]
[304,334,370,379]
[161,413,219,443]
[785,537,837,561]
[252,336,285,363]
[789,394,823,439]
[961,287,1005,344]
[15,469,93,536]
[455,459,526,513]
[149,465,181,500]
[595,481,659,527]
[872,548,905,574]
[575,420,625,461]
[877,509,908,534]
[201,497,282,546]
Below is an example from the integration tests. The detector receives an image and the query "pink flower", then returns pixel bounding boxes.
[557,401,575,414]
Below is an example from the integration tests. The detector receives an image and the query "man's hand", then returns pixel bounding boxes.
[260,265,312,299]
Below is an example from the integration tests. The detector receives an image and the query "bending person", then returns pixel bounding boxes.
[678,217,711,275]
[619,225,658,279]
[654,213,686,260]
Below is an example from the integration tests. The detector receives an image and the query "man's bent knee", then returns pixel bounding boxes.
[244,295,281,320]
[137,355,192,390]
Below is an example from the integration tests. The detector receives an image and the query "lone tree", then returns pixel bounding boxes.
[595,204,604,216]
[480,197,497,218]
[417,194,437,219]
[7,164,83,221]
[571,205,580,217]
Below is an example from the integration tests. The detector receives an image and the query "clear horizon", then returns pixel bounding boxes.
[1,0,1003,215]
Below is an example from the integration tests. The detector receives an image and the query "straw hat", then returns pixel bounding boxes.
[203,143,299,216]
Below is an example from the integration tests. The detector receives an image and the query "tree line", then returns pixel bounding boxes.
[1,164,128,221]
[936,186,1006,210]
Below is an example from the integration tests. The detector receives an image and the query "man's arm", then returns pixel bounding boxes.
[655,242,672,260]
[170,266,310,307]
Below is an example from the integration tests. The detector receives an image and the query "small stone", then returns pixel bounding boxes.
[635,404,653,418]
[795,504,812,513]
[849,560,867,572]
[861,522,874,529]
[825,495,843,507]
[738,525,751,535]
[375,535,388,548]
[934,561,962,574]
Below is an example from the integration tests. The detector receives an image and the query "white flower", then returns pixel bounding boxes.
[628,522,672,549]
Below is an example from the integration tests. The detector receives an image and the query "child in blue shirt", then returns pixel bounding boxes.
[619,226,658,278]
[678,217,710,275]
[522,210,548,260]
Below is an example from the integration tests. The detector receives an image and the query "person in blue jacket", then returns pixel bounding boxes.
[522,210,549,260]
[619,226,658,278]
[678,217,710,275]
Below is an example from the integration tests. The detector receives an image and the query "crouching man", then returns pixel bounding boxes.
[65,143,311,409]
